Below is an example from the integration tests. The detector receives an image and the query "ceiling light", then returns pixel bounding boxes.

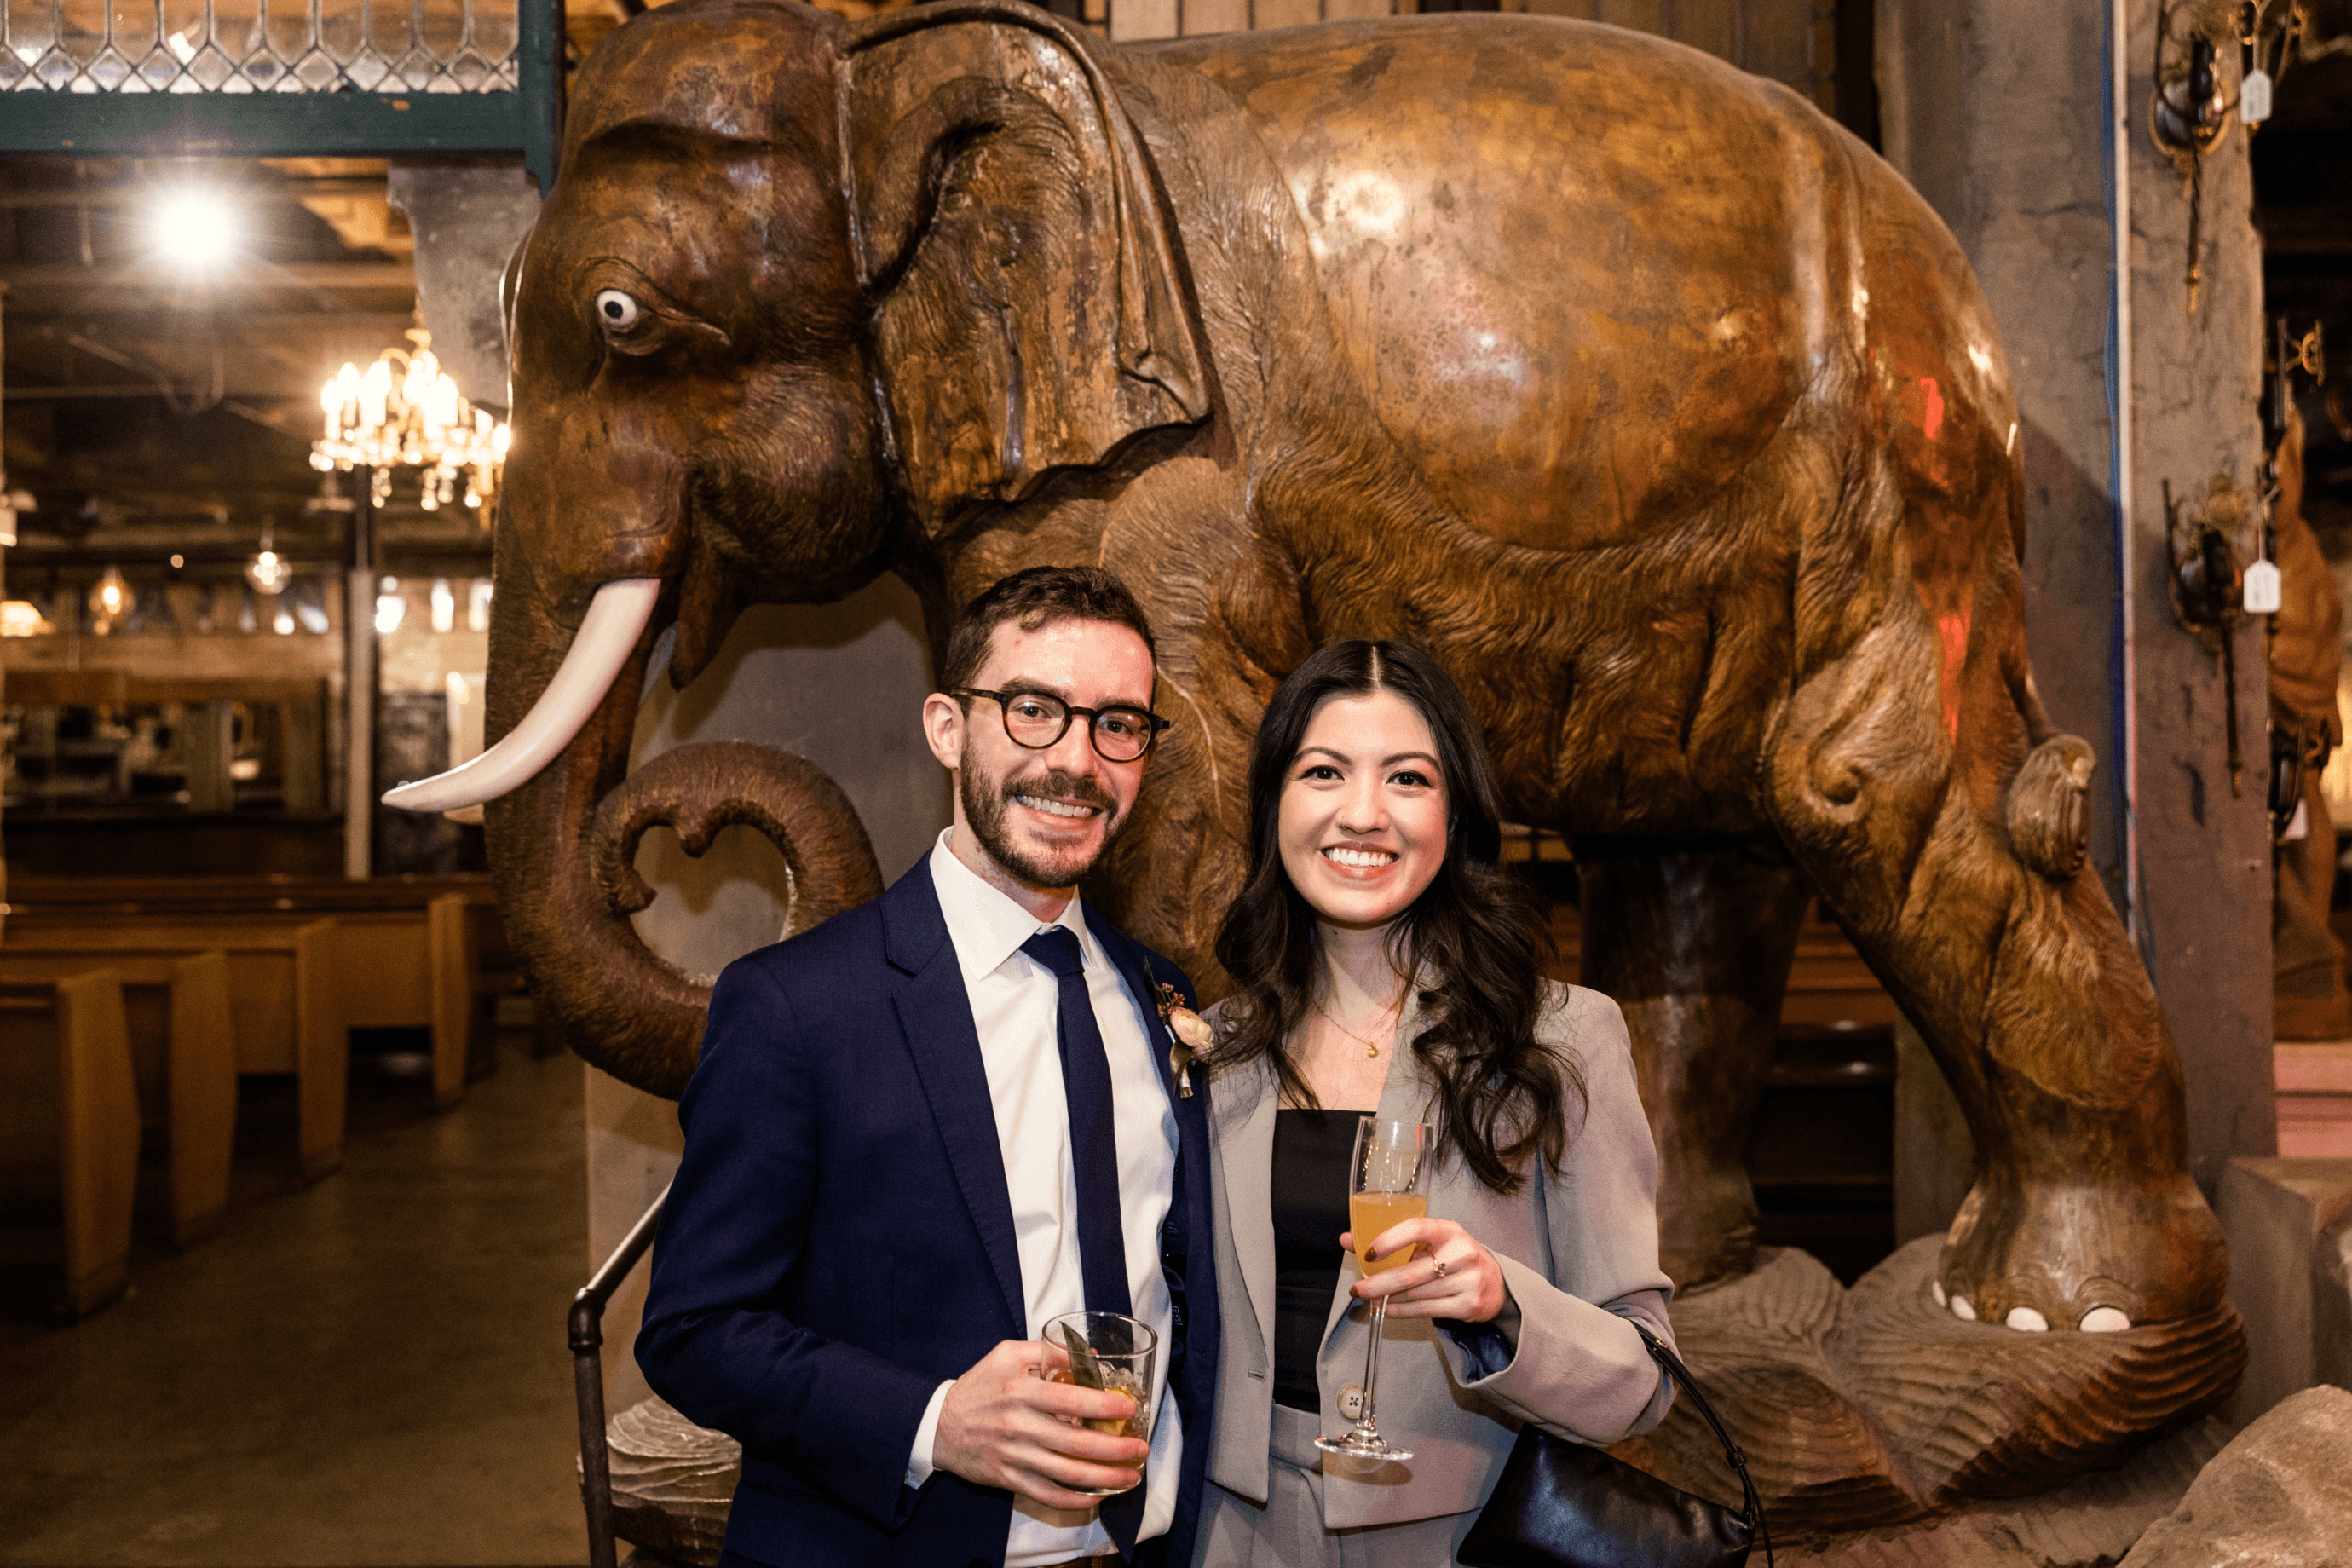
[314,329,509,520]
[245,517,290,596]
[89,566,130,635]
[2,600,53,637]
[150,188,239,275]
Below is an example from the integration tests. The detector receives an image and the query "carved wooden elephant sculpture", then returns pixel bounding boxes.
[393,0,2228,1339]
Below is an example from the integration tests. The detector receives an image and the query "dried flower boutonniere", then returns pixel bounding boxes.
[1155,981,1213,1097]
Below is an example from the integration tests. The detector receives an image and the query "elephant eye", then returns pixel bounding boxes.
[592,289,642,331]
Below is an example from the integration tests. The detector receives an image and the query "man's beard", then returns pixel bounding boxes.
[961,764,1127,890]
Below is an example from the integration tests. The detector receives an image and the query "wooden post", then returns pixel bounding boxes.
[184,700,238,813]
[343,471,375,879]
[282,695,326,813]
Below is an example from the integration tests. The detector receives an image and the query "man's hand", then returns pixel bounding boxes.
[931,1340,1150,1511]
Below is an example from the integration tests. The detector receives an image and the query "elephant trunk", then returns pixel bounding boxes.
[473,545,882,1099]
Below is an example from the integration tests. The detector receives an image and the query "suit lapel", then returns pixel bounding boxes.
[883,862,1027,1336]
[1219,1059,1279,1367]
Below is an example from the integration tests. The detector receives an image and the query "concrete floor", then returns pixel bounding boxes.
[0,1042,589,1568]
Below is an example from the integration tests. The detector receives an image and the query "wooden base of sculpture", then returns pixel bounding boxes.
[1613,1240,2245,1549]
[591,1243,2240,1565]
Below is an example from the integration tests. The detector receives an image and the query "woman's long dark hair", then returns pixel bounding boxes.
[1212,640,1582,1195]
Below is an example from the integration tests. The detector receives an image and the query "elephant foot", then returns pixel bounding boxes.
[1934,1168,2228,1333]
[1656,1157,1761,1293]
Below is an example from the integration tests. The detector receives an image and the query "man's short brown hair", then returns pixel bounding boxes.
[940,566,1158,693]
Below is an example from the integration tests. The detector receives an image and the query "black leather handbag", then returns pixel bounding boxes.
[1456,1323,1772,1568]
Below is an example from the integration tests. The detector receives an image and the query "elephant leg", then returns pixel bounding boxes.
[1761,603,2227,1332]
[1574,839,1812,1292]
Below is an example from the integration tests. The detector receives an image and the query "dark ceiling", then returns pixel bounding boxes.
[1,154,504,590]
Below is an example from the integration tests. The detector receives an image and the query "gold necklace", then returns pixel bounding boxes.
[1317,1001,1399,1059]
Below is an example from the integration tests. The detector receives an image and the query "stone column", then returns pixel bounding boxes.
[1878,0,2273,1229]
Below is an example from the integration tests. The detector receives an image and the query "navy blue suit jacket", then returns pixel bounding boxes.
[637,859,1220,1568]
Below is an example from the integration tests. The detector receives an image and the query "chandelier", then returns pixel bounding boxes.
[312,329,511,516]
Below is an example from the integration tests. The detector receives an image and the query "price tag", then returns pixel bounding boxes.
[2242,68,2273,124]
[2245,557,2283,614]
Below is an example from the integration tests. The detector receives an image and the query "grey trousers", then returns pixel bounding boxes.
[1190,1404,1480,1568]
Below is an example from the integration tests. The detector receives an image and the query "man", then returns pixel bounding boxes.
[637,566,1219,1568]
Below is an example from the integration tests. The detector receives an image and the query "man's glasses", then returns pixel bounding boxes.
[951,688,1172,764]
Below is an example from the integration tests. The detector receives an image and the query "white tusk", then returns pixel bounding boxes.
[381,578,662,814]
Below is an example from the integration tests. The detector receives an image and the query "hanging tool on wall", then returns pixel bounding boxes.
[2261,317,2328,840]
[2149,11,2230,313]
[2235,0,2308,129]
[2150,1,2311,311]
[2168,473,2265,796]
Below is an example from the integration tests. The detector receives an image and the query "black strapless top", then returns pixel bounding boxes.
[1270,1108,1358,1412]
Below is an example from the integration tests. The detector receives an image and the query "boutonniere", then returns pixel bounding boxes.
[1155,982,1213,1097]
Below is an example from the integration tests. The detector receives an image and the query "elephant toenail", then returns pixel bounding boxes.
[2078,1306,2131,1333]
[1931,1279,1946,1307]
[2004,1306,2049,1331]
[1951,1294,1976,1321]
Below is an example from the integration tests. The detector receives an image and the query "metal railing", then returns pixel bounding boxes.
[570,1185,666,1568]
[0,0,565,186]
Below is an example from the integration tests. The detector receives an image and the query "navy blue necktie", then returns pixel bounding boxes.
[1022,926,1133,1317]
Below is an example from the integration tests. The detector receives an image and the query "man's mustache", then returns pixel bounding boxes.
[1001,769,1117,815]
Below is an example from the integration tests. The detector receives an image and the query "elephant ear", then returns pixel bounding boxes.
[845,2,1208,535]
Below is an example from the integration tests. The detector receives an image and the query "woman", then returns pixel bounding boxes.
[1192,639,1675,1565]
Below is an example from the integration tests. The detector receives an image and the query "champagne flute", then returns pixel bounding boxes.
[1316,1117,1433,1463]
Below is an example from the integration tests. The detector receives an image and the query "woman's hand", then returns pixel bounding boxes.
[1340,1217,1507,1323]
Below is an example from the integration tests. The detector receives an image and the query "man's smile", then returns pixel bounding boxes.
[1015,794,1103,820]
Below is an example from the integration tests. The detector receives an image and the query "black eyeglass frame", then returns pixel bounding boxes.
[950,686,1173,762]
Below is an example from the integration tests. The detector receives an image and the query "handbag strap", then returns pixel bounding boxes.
[1630,1323,1774,1567]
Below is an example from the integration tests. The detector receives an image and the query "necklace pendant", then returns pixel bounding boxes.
[1366,1042,1380,1059]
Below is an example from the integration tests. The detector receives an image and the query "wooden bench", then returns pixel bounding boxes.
[3,896,477,1180]
[0,949,235,1249]
[0,971,139,1317]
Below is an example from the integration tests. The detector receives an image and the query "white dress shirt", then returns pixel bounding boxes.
[905,829,1184,1565]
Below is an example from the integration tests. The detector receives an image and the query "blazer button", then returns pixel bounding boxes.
[1338,1383,1366,1421]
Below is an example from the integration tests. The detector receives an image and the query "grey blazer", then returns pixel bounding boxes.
[1202,981,1675,1530]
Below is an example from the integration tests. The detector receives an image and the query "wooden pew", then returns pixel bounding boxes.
[0,971,139,1317]
[0,949,236,1248]
[3,896,476,1180]
[8,875,517,1071]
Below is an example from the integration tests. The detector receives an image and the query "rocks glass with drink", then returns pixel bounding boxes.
[1043,1310,1156,1495]
[1316,1117,1433,1463]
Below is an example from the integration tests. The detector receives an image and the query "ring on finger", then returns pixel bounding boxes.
[1433,1258,1449,1278]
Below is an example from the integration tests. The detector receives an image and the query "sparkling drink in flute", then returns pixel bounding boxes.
[1317,1117,1433,1462]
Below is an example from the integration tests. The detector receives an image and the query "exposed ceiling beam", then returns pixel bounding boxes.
[0,260,413,292]
[0,176,392,209]
[1,309,418,331]
[2,385,318,401]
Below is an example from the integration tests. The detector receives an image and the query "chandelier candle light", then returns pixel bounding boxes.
[313,330,510,516]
